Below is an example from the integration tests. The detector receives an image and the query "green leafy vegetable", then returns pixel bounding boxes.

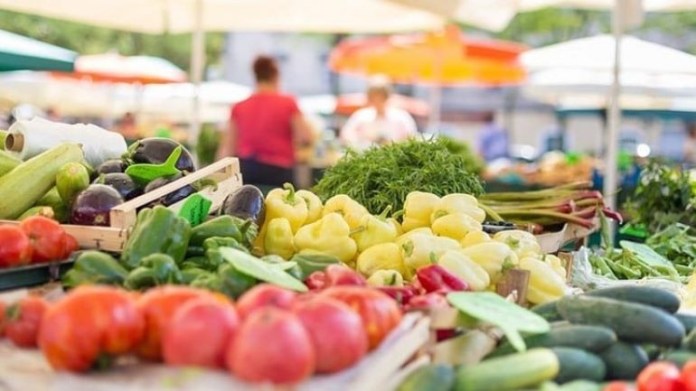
[314,137,483,214]
[125,146,182,186]
[646,223,696,269]
[447,292,549,352]
[219,247,308,292]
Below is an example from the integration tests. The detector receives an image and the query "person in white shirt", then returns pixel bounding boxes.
[340,76,418,151]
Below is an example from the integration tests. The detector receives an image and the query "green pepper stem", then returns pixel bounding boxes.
[283,182,298,204]
[378,205,393,219]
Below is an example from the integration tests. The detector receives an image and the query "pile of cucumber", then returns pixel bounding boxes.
[398,286,696,391]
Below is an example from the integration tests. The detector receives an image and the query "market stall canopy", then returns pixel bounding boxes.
[0,29,76,72]
[0,0,450,33]
[330,26,527,85]
[60,53,187,84]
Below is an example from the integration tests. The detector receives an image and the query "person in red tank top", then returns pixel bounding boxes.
[217,55,314,188]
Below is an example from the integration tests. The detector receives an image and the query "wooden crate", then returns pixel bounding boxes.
[0,313,430,391]
[536,219,598,254]
[0,158,242,253]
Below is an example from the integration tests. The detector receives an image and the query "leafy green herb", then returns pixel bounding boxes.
[646,223,696,269]
[314,137,483,214]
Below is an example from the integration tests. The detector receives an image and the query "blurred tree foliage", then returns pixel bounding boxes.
[0,10,225,72]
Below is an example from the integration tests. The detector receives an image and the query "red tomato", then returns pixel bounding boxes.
[236,284,297,319]
[60,233,79,259]
[5,296,49,348]
[638,362,685,391]
[162,298,239,369]
[320,286,402,350]
[38,286,145,372]
[0,225,32,267]
[19,216,66,263]
[604,381,637,391]
[136,286,218,361]
[681,361,696,391]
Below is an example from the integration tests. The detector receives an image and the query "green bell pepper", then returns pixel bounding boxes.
[189,271,223,291]
[123,253,184,290]
[217,263,257,299]
[121,206,191,269]
[190,215,258,248]
[290,251,341,280]
[181,267,212,284]
[62,250,129,288]
[203,236,249,252]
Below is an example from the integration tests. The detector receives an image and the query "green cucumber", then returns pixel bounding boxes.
[557,296,685,346]
[662,350,696,369]
[397,364,455,391]
[490,325,616,357]
[551,347,606,384]
[0,150,20,176]
[642,344,663,361]
[677,313,696,333]
[456,348,559,391]
[532,300,563,322]
[0,143,83,219]
[599,342,649,380]
[35,187,69,223]
[683,328,696,352]
[585,286,680,314]
[56,162,90,206]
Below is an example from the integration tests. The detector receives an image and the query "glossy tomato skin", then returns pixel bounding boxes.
[0,225,32,267]
[320,286,402,350]
[604,381,637,391]
[236,284,296,319]
[5,296,49,348]
[681,361,696,391]
[227,307,315,384]
[38,286,144,372]
[20,216,65,263]
[60,233,79,259]
[637,362,685,391]
[162,298,239,369]
[294,296,368,373]
[136,286,218,361]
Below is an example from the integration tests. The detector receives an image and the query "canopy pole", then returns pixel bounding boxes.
[189,0,205,155]
[604,1,623,226]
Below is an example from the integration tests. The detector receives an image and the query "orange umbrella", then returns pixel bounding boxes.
[335,93,430,117]
[53,53,187,84]
[329,26,527,85]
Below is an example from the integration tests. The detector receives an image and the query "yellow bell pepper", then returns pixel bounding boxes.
[438,250,490,291]
[430,193,486,224]
[519,256,567,305]
[396,227,434,247]
[357,242,407,277]
[265,183,309,232]
[431,213,483,241]
[322,194,369,230]
[294,212,357,263]
[493,230,541,259]
[389,218,404,236]
[460,242,518,281]
[366,270,404,287]
[401,233,460,272]
[460,230,491,248]
[263,218,296,260]
[296,190,323,224]
[402,191,441,232]
[352,207,399,252]
[543,254,567,280]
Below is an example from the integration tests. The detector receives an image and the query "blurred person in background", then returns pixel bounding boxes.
[340,76,417,151]
[684,122,696,165]
[477,112,508,162]
[118,112,138,141]
[217,55,314,188]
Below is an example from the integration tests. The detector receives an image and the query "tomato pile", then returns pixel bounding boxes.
[0,216,78,267]
[605,361,696,391]
[0,283,402,385]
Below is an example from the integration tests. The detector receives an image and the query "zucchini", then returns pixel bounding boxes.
[490,325,616,357]
[557,296,685,346]
[35,187,69,223]
[18,206,54,220]
[677,313,696,333]
[456,348,559,391]
[683,328,696,352]
[397,364,455,391]
[0,130,7,150]
[551,347,606,384]
[642,344,663,361]
[532,300,563,322]
[0,143,83,219]
[0,150,20,176]
[585,286,680,313]
[56,162,90,206]
[662,350,696,369]
[599,342,649,380]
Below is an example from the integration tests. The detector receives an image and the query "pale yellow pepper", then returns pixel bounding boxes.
[396,227,433,247]
[351,207,399,252]
[366,270,404,287]
[356,242,408,277]
[519,256,567,305]
[294,212,357,264]
[430,193,486,224]
[296,190,323,224]
[493,230,542,259]
[438,250,490,291]
[460,230,491,248]
[322,194,369,230]
[402,191,441,232]
[460,242,518,282]
[431,213,482,241]
[401,233,460,272]
[263,218,296,260]
[543,254,567,280]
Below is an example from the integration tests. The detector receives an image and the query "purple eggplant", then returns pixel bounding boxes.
[221,185,265,226]
[126,138,196,173]
[144,173,196,207]
[95,173,142,200]
[96,159,126,175]
[70,184,124,226]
